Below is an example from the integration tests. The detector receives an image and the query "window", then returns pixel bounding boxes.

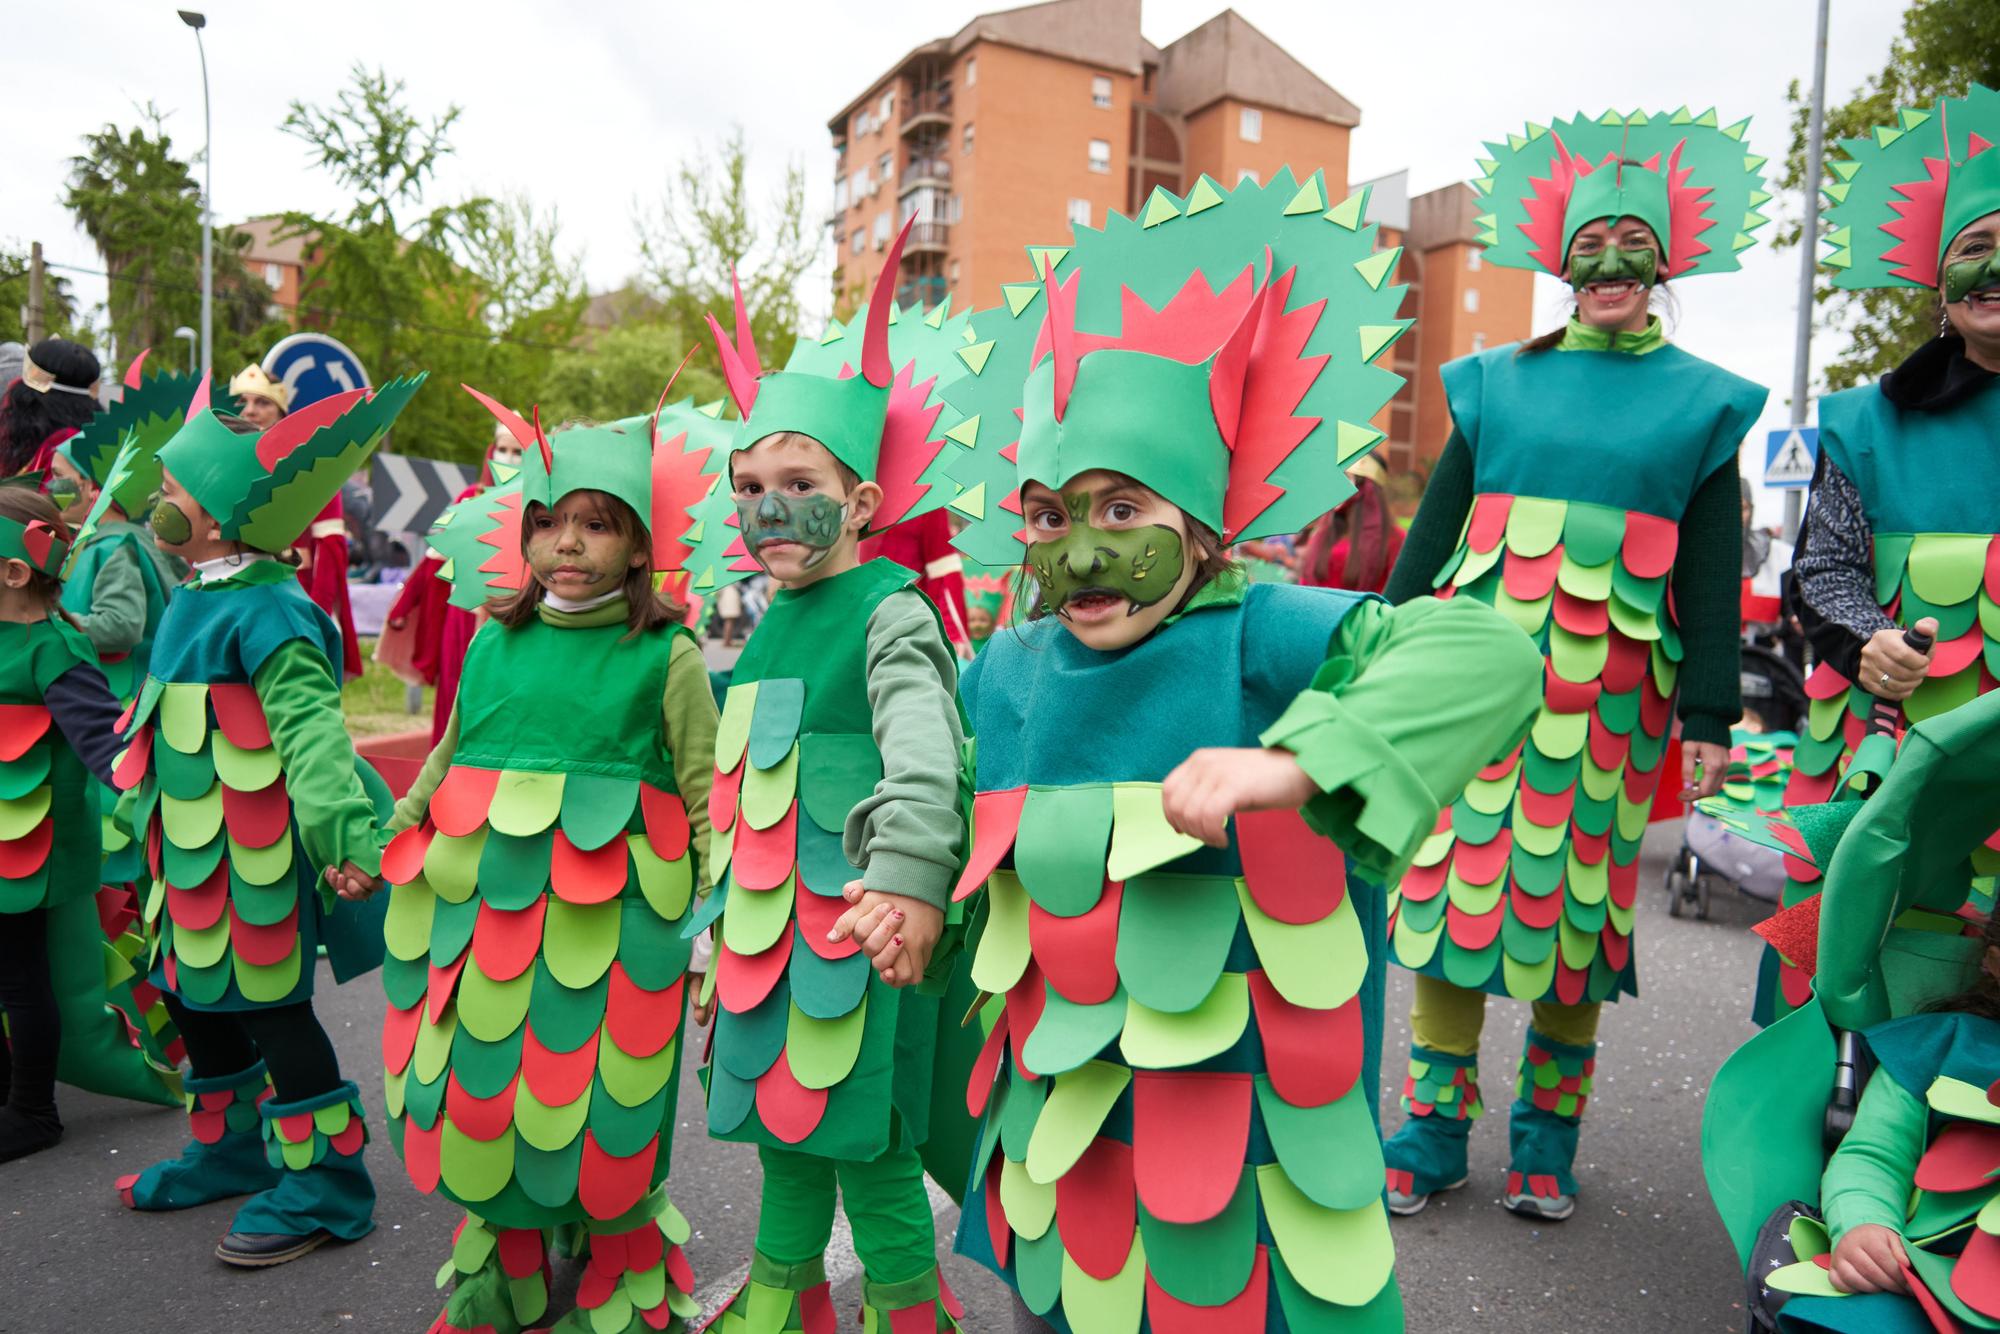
[851,227,864,255]
[965,58,977,88]
[879,151,893,185]
[1067,198,1091,227]
[874,212,891,248]
[1091,76,1113,109]
[962,122,975,155]
[834,176,850,212]
[1470,332,1487,352]
[1467,248,1483,272]
[263,262,285,290]
[859,166,874,199]
[879,91,895,123]
[949,258,962,286]
[1088,138,1111,173]
[1463,288,1480,313]
[1237,167,1260,186]
[1239,107,1262,142]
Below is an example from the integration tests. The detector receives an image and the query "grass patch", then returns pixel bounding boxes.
[343,637,435,738]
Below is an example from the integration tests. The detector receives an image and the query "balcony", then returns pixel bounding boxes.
[900,89,952,134]
[897,275,949,309]
[899,158,952,192]
[902,221,950,253]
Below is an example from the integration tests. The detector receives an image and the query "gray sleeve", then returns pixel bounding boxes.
[1794,452,1892,670]
[842,589,967,910]
[71,539,149,655]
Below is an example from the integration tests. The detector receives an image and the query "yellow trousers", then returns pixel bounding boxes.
[1409,973,1601,1056]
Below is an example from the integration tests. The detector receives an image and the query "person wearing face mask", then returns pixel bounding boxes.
[1759,84,2000,1027]
[918,169,1542,1334]
[231,364,365,679]
[1377,112,1771,1225]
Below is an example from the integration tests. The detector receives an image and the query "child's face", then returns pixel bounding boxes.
[149,467,223,561]
[239,395,285,431]
[1021,468,1200,651]
[966,606,995,641]
[525,490,645,601]
[730,434,880,587]
[45,454,95,523]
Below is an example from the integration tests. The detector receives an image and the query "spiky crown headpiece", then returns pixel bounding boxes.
[158,373,424,553]
[437,371,732,610]
[59,348,230,524]
[941,168,1410,566]
[1822,83,2000,291]
[1472,109,1770,280]
[0,515,67,578]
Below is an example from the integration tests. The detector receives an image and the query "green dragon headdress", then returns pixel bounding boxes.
[1822,82,2000,290]
[0,512,68,579]
[157,373,424,553]
[943,168,1411,566]
[1472,109,1771,280]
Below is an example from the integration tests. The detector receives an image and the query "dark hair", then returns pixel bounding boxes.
[1926,912,2000,1023]
[0,339,101,475]
[487,488,685,639]
[0,487,76,616]
[729,430,863,494]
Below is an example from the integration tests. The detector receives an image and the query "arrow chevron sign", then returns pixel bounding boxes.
[370,452,476,534]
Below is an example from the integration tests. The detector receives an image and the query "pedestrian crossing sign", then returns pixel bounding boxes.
[1764,427,1818,489]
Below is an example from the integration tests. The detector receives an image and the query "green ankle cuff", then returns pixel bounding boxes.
[862,1267,941,1312]
[751,1250,829,1293]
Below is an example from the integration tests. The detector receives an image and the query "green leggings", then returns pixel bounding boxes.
[754,1144,936,1286]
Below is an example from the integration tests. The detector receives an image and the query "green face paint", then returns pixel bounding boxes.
[735,491,849,571]
[149,497,193,546]
[43,476,82,510]
[1943,253,2000,306]
[1568,244,1657,292]
[1027,491,1187,618]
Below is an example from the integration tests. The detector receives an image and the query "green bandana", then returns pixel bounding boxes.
[734,491,849,572]
[1943,251,2000,305]
[1026,490,1186,617]
[1568,243,1658,292]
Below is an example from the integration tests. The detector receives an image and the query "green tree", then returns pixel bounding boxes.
[633,127,821,371]
[0,245,80,344]
[458,193,587,416]
[1779,0,2000,389]
[537,322,724,427]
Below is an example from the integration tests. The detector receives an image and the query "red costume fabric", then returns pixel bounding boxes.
[857,508,969,648]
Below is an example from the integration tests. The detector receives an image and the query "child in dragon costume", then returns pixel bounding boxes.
[679,219,979,1332]
[0,490,131,1161]
[901,168,1543,1333]
[1378,111,1771,1221]
[371,385,732,1334]
[1762,82,2000,1025]
[113,375,418,1267]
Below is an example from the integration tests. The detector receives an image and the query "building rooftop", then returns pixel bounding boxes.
[1406,182,1486,252]
[1154,9,1359,126]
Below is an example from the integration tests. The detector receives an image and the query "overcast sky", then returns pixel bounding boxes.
[7,0,1914,523]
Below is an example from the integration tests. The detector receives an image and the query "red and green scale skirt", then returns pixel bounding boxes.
[1390,491,1684,1004]
[950,782,1401,1331]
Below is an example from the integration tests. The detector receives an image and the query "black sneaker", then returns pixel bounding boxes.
[216,1229,334,1268]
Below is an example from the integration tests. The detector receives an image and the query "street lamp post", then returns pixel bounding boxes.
[173,326,197,372]
[1786,0,1832,542]
[178,10,212,378]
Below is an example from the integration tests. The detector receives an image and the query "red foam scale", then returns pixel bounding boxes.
[1931,625,1986,678]
[497,1226,545,1277]
[1144,1245,1269,1333]
[521,1023,601,1107]
[730,804,799,891]
[113,725,152,791]
[1622,511,1678,579]
[382,1001,422,1074]
[427,950,470,1024]
[445,1071,520,1142]
[551,831,629,905]
[471,897,548,983]
[754,1047,829,1144]
[1543,663,1602,714]
[966,1010,1010,1118]
[229,901,299,967]
[1466,494,1512,553]
[1600,927,1631,975]
[382,822,435,886]
[1250,970,1358,1107]
[1913,1121,2000,1194]
[1587,719,1631,772]
[431,766,500,838]
[1054,1136,1138,1279]
[208,684,271,750]
[1953,1220,2000,1318]
[715,928,793,1014]
[641,785,691,861]
[1237,808,1344,923]
[222,777,291,850]
[1028,877,1123,1005]
[1552,587,1608,635]
[1554,961,1588,1006]
[1510,879,1564,930]
[1399,859,1446,904]
[709,762,742,834]
[0,820,54,879]
[1450,829,1513,886]
[1446,901,1505,951]
[0,704,51,762]
[1517,781,1576,828]
[1132,1070,1251,1224]
[1004,960,1048,1081]
[1502,545,1563,601]
[794,881,860,960]
[955,787,1028,902]
[1601,633,1650,694]
[797,1280,834,1334]
[578,1130,657,1221]
[605,966,683,1058]
[1803,662,1853,701]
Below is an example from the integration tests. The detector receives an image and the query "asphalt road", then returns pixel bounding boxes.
[0,822,1770,1334]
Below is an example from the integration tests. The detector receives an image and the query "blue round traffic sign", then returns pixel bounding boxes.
[262,333,370,411]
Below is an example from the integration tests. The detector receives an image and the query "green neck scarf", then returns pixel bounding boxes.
[1560,315,1667,356]
[535,596,630,630]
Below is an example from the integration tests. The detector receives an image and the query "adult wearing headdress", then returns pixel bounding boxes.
[232,364,365,678]
[1,338,101,476]
[1378,111,1771,1222]
[1761,83,2000,1023]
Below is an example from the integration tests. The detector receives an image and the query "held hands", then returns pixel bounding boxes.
[688,977,716,1027]
[1859,616,1938,703]
[325,862,380,901]
[1679,741,1728,801]
[831,884,944,988]
[1160,747,1317,847]
[1827,1223,1909,1295]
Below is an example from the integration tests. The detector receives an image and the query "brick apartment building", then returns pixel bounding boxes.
[825,0,1532,476]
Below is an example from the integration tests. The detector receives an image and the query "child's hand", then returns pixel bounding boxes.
[832,883,944,988]
[325,863,380,901]
[1161,747,1317,847]
[687,975,715,1028]
[1828,1223,1909,1294]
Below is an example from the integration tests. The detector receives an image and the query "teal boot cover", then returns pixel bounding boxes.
[117,1061,277,1210]
[232,1080,375,1240]
[1507,1029,1596,1198]
[1384,1045,1482,1196]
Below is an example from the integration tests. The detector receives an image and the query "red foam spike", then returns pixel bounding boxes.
[382,822,436,887]
[1552,588,1609,636]
[1041,269,1081,423]
[578,1129,658,1221]
[956,788,1028,902]
[1621,511,1679,579]
[1133,1071,1252,1224]
[709,762,743,833]
[794,881,861,960]
[1145,1244,1269,1333]
[522,1023,601,1107]
[640,785,692,862]
[1802,662,1853,701]
[382,1000,423,1075]
[431,766,501,839]
[253,388,370,471]
[460,384,538,457]
[229,900,300,967]
[967,1010,1010,1118]
[1501,545,1563,601]
[1004,960,1048,1082]
[1511,878,1564,929]
[427,950,470,1025]
[754,1047,829,1145]
[471,897,549,983]
[551,831,630,905]
[715,928,793,1015]
[797,1280,835,1334]
[1445,902,1504,952]
[1236,808,1345,923]
[983,1155,1011,1269]
[730,804,798,891]
[1028,877,1123,1005]
[0,704,52,762]
[1466,494,1513,553]
[1250,970,1359,1107]
[0,818,53,879]
[208,684,272,750]
[606,966,683,1059]
[445,1071,520,1142]
[123,347,152,389]
[1753,894,1824,974]
[221,777,291,850]
[1052,1136,1138,1280]
[1206,278,1269,448]
[1450,828,1513,886]
[861,218,915,388]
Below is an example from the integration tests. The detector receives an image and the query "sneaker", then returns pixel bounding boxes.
[1503,1171,1574,1221]
[1386,1167,1466,1216]
[215,1228,335,1268]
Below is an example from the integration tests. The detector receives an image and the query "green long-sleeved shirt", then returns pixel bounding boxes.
[254,638,388,878]
[1821,1072,1925,1243]
[67,534,149,656]
[390,604,720,892]
[847,587,967,910]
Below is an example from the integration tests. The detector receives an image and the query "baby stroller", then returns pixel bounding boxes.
[1701,689,2000,1333]
[1664,644,1809,918]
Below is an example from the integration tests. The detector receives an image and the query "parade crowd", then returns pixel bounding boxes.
[1,88,1998,1334]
